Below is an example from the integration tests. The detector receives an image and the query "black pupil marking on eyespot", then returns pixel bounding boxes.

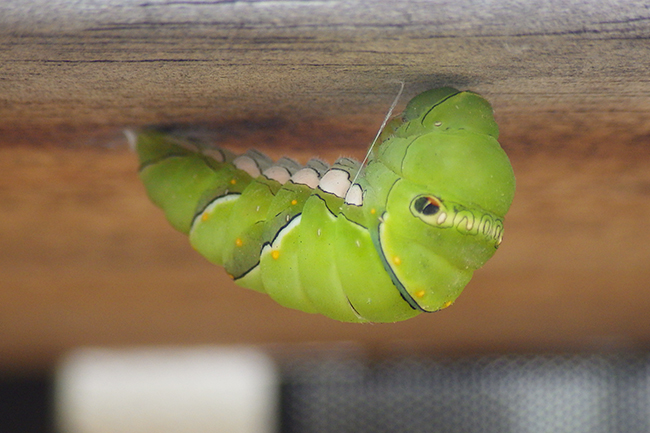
[414,196,440,215]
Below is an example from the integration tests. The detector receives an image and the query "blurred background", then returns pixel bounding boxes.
[1,0,650,432]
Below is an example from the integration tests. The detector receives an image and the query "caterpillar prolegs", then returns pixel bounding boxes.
[133,87,515,323]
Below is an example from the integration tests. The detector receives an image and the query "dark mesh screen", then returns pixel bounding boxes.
[280,354,650,433]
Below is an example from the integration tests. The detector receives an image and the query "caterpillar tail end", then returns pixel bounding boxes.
[123,128,139,152]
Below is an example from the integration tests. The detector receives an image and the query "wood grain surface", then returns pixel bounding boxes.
[1,0,650,371]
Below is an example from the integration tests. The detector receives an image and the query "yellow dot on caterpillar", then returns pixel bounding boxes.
[291,199,298,205]
[441,301,453,309]
[392,256,401,266]
[370,208,376,215]
[230,179,237,185]
[414,290,426,298]
[227,273,235,279]
[201,212,210,222]
[271,250,280,260]
[235,238,243,247]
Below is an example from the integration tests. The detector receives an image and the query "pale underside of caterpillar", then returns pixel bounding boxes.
[133,87,516,323]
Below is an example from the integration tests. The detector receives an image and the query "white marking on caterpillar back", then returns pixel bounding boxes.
[246,149,273,170]
[291,168,320,189]
[234,155,262,177]
[319,169,351,198]
[202,148,226,163]
[290,159,329,188]
[344,184,363,206]
[263,165,292,184]
[264,156,302,184]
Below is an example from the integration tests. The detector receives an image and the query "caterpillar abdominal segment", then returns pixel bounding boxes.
[134,87,516,323]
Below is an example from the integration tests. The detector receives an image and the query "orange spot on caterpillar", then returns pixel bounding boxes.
[201,212,210,222]
[392,256,401,266]
[441,301,453,309]
[414,290,426,298]
[235,238,243,247]
[227,273,235,279]
[291,199,298,205]
[370,208,376,215]
[271,250,280,260]
[230,179,237,185]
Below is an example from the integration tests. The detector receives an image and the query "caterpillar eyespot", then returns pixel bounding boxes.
[133,87,515,323]
[412,196,441,216]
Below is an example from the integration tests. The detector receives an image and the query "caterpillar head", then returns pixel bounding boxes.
[366,88,515,313]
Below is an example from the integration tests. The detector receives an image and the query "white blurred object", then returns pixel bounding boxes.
[55,346,279,433]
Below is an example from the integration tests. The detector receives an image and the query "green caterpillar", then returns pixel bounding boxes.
[133,87,515,323]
